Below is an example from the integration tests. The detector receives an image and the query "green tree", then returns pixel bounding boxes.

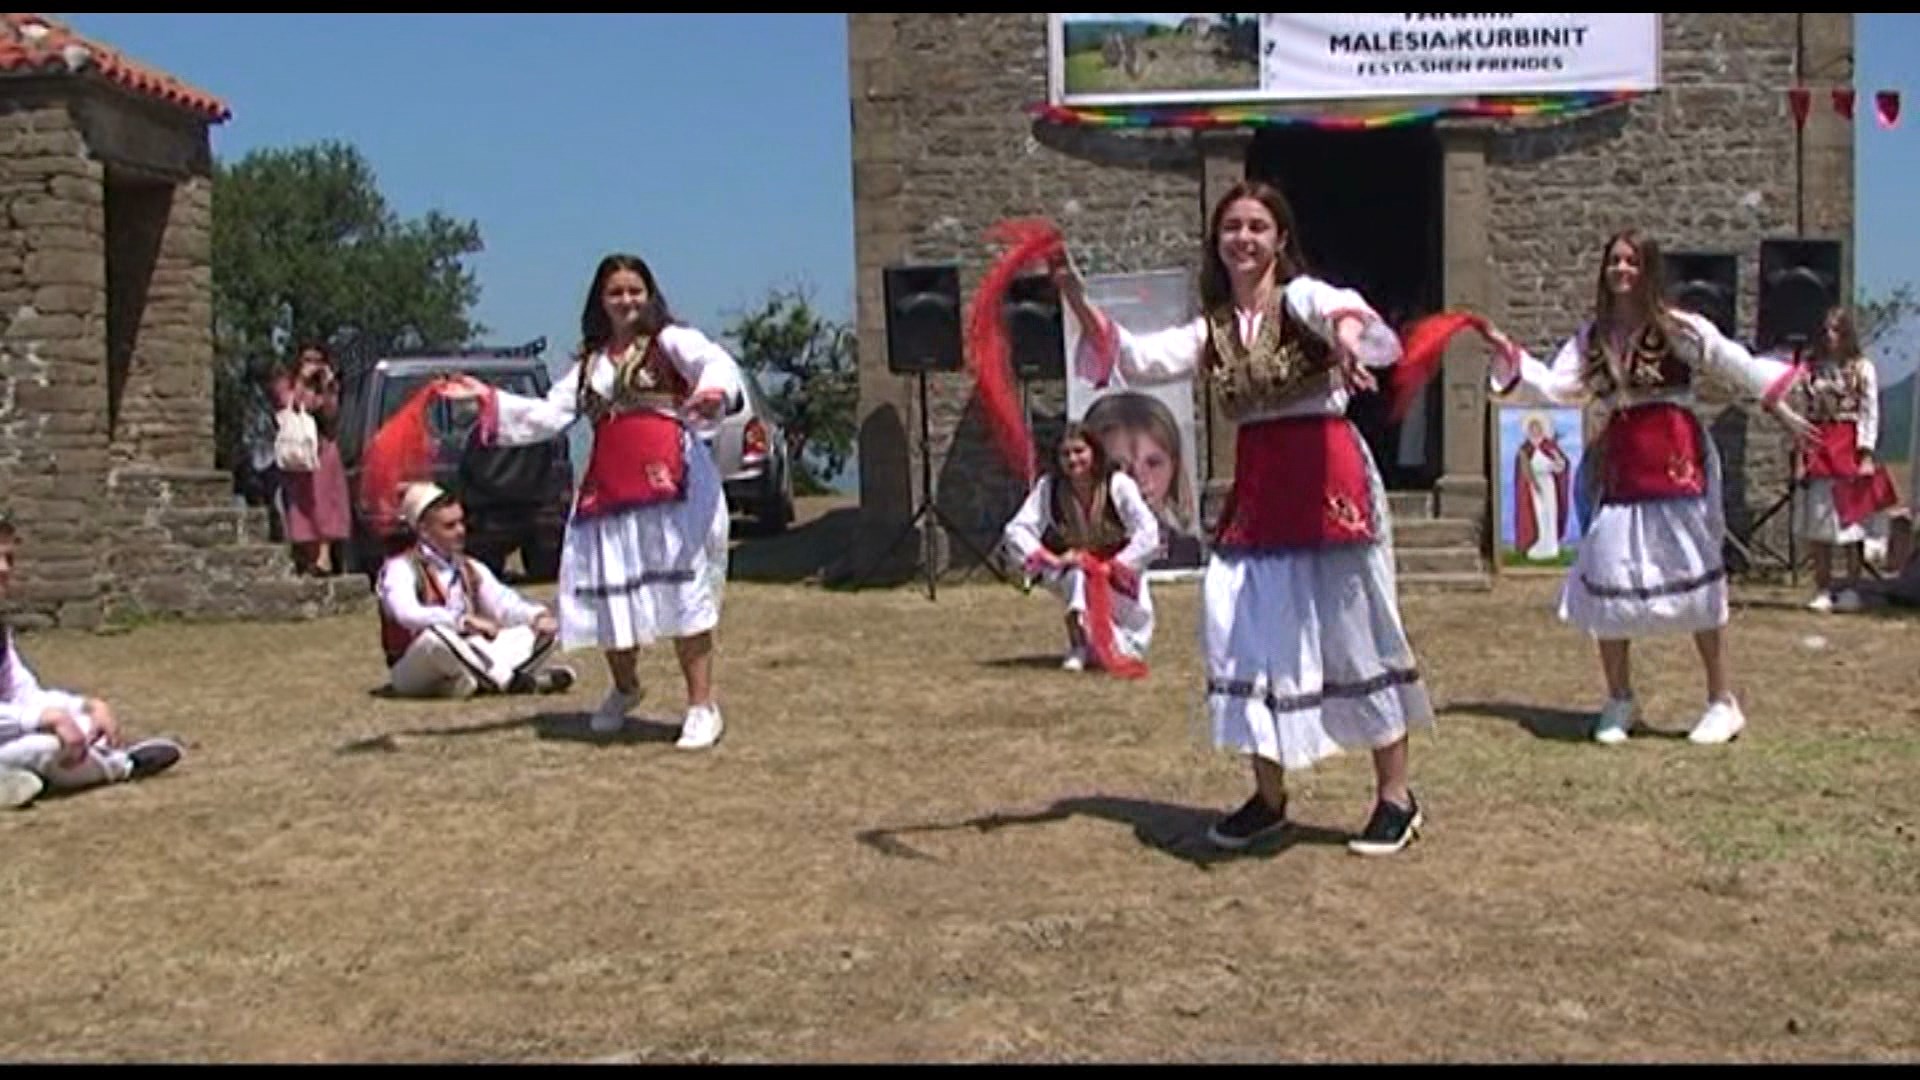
[723,287,858,494]
[212,140,485,466]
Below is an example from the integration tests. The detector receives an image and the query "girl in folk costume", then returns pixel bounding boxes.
[1790,305,1898,613]
[1481,229,1815,747]
[1002,423,1162,675]
[1514,412,1573,561]
[442,254,742,750]
[1057,180,1433,857]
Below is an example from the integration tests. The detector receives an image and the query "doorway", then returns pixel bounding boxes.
[1246,123,1444,490]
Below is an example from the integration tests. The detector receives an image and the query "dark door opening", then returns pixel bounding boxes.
[1246,124,1444,490]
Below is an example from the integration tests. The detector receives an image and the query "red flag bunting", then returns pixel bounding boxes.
[1832,87,1857,121]
[1877,90,1902,129]
[1788,87,1812,129]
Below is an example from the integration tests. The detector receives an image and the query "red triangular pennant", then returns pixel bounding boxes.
[1877,90,1901,129]
[1788,87,1812,129]
[1832,87,1857,121]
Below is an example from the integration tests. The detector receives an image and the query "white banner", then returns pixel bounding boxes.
[1050,13,1661,107]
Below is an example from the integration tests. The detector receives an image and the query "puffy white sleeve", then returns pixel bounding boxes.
[1857,358,1881,453]
[1109,471,1162,574]
[0,635,87,743]
[472,560,547,628]
[1282,275,1402,368]
[1491,327,1589,407]
[1076,312,1208,387]
[377,555,458,635]
[1002,476,1054,572]
[490,358,585,447]
[657,324,745,411]
[1672,310,1798,408]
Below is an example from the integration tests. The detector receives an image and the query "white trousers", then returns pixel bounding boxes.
[389,624,556,699]
[0,709,132,790]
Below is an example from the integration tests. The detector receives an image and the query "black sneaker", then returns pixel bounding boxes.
[1347,793,1422,856]
[125,739,183,781]
[1206,794,1289,850]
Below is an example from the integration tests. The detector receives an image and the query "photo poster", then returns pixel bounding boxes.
[1496,404,1587,573]
[1063,268,1207,576]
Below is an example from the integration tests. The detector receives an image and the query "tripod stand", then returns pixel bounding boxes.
[1725,342,1804,584]
[858,369,1012,600]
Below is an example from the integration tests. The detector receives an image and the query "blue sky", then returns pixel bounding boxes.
[52,13,1920,388]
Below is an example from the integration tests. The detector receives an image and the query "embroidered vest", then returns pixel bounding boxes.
[379,548,494,666]
[1800,359,1870,425]
[1204,297,1336,424]
[575,336,689,422]
[1042,474,1131,558]
[1582,321,1693,399]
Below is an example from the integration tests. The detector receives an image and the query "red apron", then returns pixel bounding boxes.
[575,410,687,520]
[1600,403,1706,503]
[1214,416,1376,550]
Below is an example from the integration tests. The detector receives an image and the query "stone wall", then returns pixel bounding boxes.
[1,86,367,629]
[850,12,1855,572]
[108,173,214,470]
[849,13,1203,573]
[1485,12,1853,556]
[0,94,109,628]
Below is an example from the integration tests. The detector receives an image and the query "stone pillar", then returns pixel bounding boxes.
[0,96,109,628]
[843,13,918,580]
[107,173,213,469]
[1435,122,1493,528]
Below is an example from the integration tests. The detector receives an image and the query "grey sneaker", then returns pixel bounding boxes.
[125,739,183,780]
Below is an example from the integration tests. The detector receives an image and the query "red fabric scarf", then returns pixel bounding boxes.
[359,380,499,530]
[964,219,1117,483]
[1387,311,1501,424]
[1077,553,1147,680]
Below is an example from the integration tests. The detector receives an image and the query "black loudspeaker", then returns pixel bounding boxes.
[1663,251,1738,340]
[883,263,963,375]
[1757,238,1843,352]
[1005,272,1065,381]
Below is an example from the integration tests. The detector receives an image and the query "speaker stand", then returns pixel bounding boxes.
[1726,344,1802,585]
[856,370,1011,600]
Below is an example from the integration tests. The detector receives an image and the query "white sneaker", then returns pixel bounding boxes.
[590,688,640,734]
[1593,697,1636,745]
[1807,591,1835,614]
[1689,698,1747,745]
[1061,648,1088,673]
[676,703,724,750]
[0,767,43,810]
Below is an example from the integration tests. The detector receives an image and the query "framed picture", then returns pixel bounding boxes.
[1496,405,1586,572]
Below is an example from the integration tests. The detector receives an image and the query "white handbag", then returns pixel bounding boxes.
[273,405,320,472]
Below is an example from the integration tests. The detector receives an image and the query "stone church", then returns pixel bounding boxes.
[846,13,1854,587]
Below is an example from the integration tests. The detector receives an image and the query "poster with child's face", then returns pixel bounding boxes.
[1064,268,1205,573]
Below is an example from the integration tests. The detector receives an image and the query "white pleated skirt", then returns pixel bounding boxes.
[556,429,730,652]
[1205,432,1434,772]
[1559,426,1728,639]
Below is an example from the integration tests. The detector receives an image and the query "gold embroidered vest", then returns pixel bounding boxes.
[575,336,688,424]
[1801,359,1869,424]
[1582,321,1694,399]
[1204,297,1336,423]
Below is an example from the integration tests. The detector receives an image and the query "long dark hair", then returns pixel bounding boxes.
[577,253,675,358]
[1585,228,1690,384]
[1198,180,1309,313]
[1046,423,1128,551]
[1813,304,1863,365]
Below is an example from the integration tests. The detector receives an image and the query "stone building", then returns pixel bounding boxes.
[846,13,1854,587]
[1,13,365,628]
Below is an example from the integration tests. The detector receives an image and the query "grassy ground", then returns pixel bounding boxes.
[2,498,1916,1062]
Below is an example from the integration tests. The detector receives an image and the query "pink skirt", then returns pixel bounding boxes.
[282,438,351,542]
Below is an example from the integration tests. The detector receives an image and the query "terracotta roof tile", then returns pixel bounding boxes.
[0,13,229,122]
